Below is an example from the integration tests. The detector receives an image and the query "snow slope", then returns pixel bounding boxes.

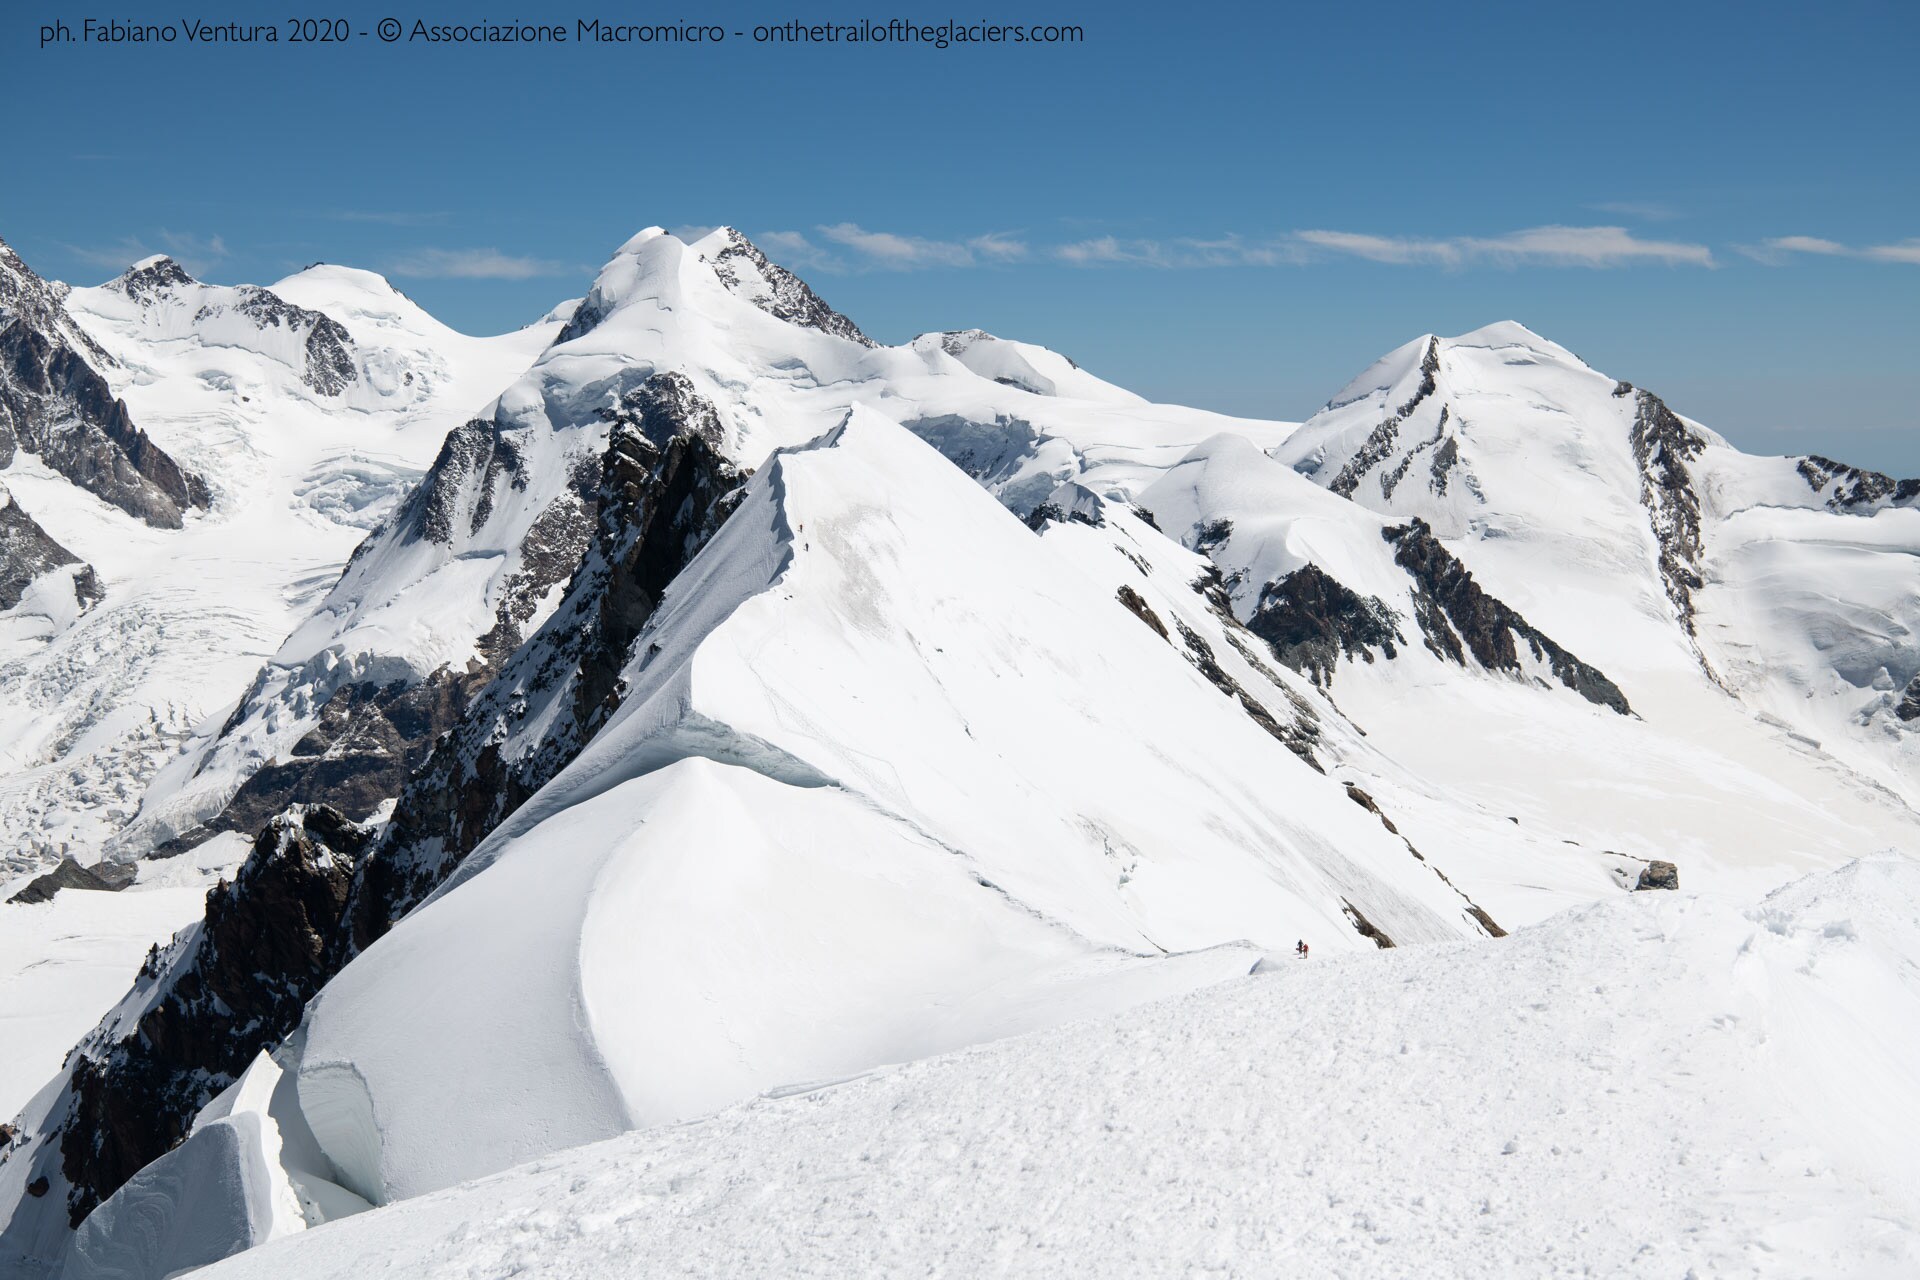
[193,857,1920,1280]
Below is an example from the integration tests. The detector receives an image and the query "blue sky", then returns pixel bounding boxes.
[4,0,1917,468]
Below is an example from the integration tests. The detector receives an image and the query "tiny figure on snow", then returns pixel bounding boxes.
[1296,939,1309,959]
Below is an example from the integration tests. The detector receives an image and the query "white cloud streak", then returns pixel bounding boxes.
[746,223,1713,273]
[1739,235,1920,266]
[65,231,230,277]
[1049,226,1713,269]
[385,248,576,279]
[816,223,1030,269]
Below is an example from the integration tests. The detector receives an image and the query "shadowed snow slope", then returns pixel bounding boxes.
[198,857,1920,1280]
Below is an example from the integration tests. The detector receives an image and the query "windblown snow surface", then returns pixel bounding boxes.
[193,857,1920,1280]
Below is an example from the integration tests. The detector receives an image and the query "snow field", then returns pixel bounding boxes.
[202,858,1920,1280]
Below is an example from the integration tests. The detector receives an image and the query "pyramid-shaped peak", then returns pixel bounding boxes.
[112,254,197,297]
[697,226,872,347]
[560,223,873,349]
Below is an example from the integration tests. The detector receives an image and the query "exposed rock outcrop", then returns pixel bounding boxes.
[1342,898,1396,948]
[59,806,373,1225]
[1115,584,1169,639]
[1169,617,1322,770]
[1618,383,1707,639]
[1246,563,1403,686]
[163,675,482,855]
[1635,860,1679,891]
[0,483,102,612]
[1382,519,1632,714]
[1896,674,1920,722]
[1330,336,1440,498]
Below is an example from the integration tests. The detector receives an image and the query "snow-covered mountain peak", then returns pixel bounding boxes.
[618,225,669,254]
[690,225,874,346]
[550,227,696,346]
[73,264,362,398]
[1442,319,1589,366]
[107,255,198,302]
[270,265,466,359]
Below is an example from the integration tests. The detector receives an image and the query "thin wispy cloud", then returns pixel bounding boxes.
[322,210,453,227]
[1586,200,1681,222]
[1050,225,1713,269]
[1293,230,1456,266]
[751,229,837,271]
[739,223,1709,273]
[64,231,230,276]
[818,223,1030,269]
[740,224,1031,272]
[1741,235,1920,265]
[385,247,577,280]
[1054,235,1309,268]
[1869,240,1920,264]
[1454,225,1715,267]
[1054,236,1168,266]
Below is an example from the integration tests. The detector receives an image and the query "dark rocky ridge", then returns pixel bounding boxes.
[6,855,135,905]
[231,286,358,397]
[0,486,102,612]
[60,806,373,1225]
[1329,336,1440,498]
[0,239,209,527]
[698,228,875,347]
[346,372,748,946]
[1382,518,1632,714]
[50,374,750,1224]
[1795,454,1920,511]
[1380,405,1451,500]
[1618,382,1707,639]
